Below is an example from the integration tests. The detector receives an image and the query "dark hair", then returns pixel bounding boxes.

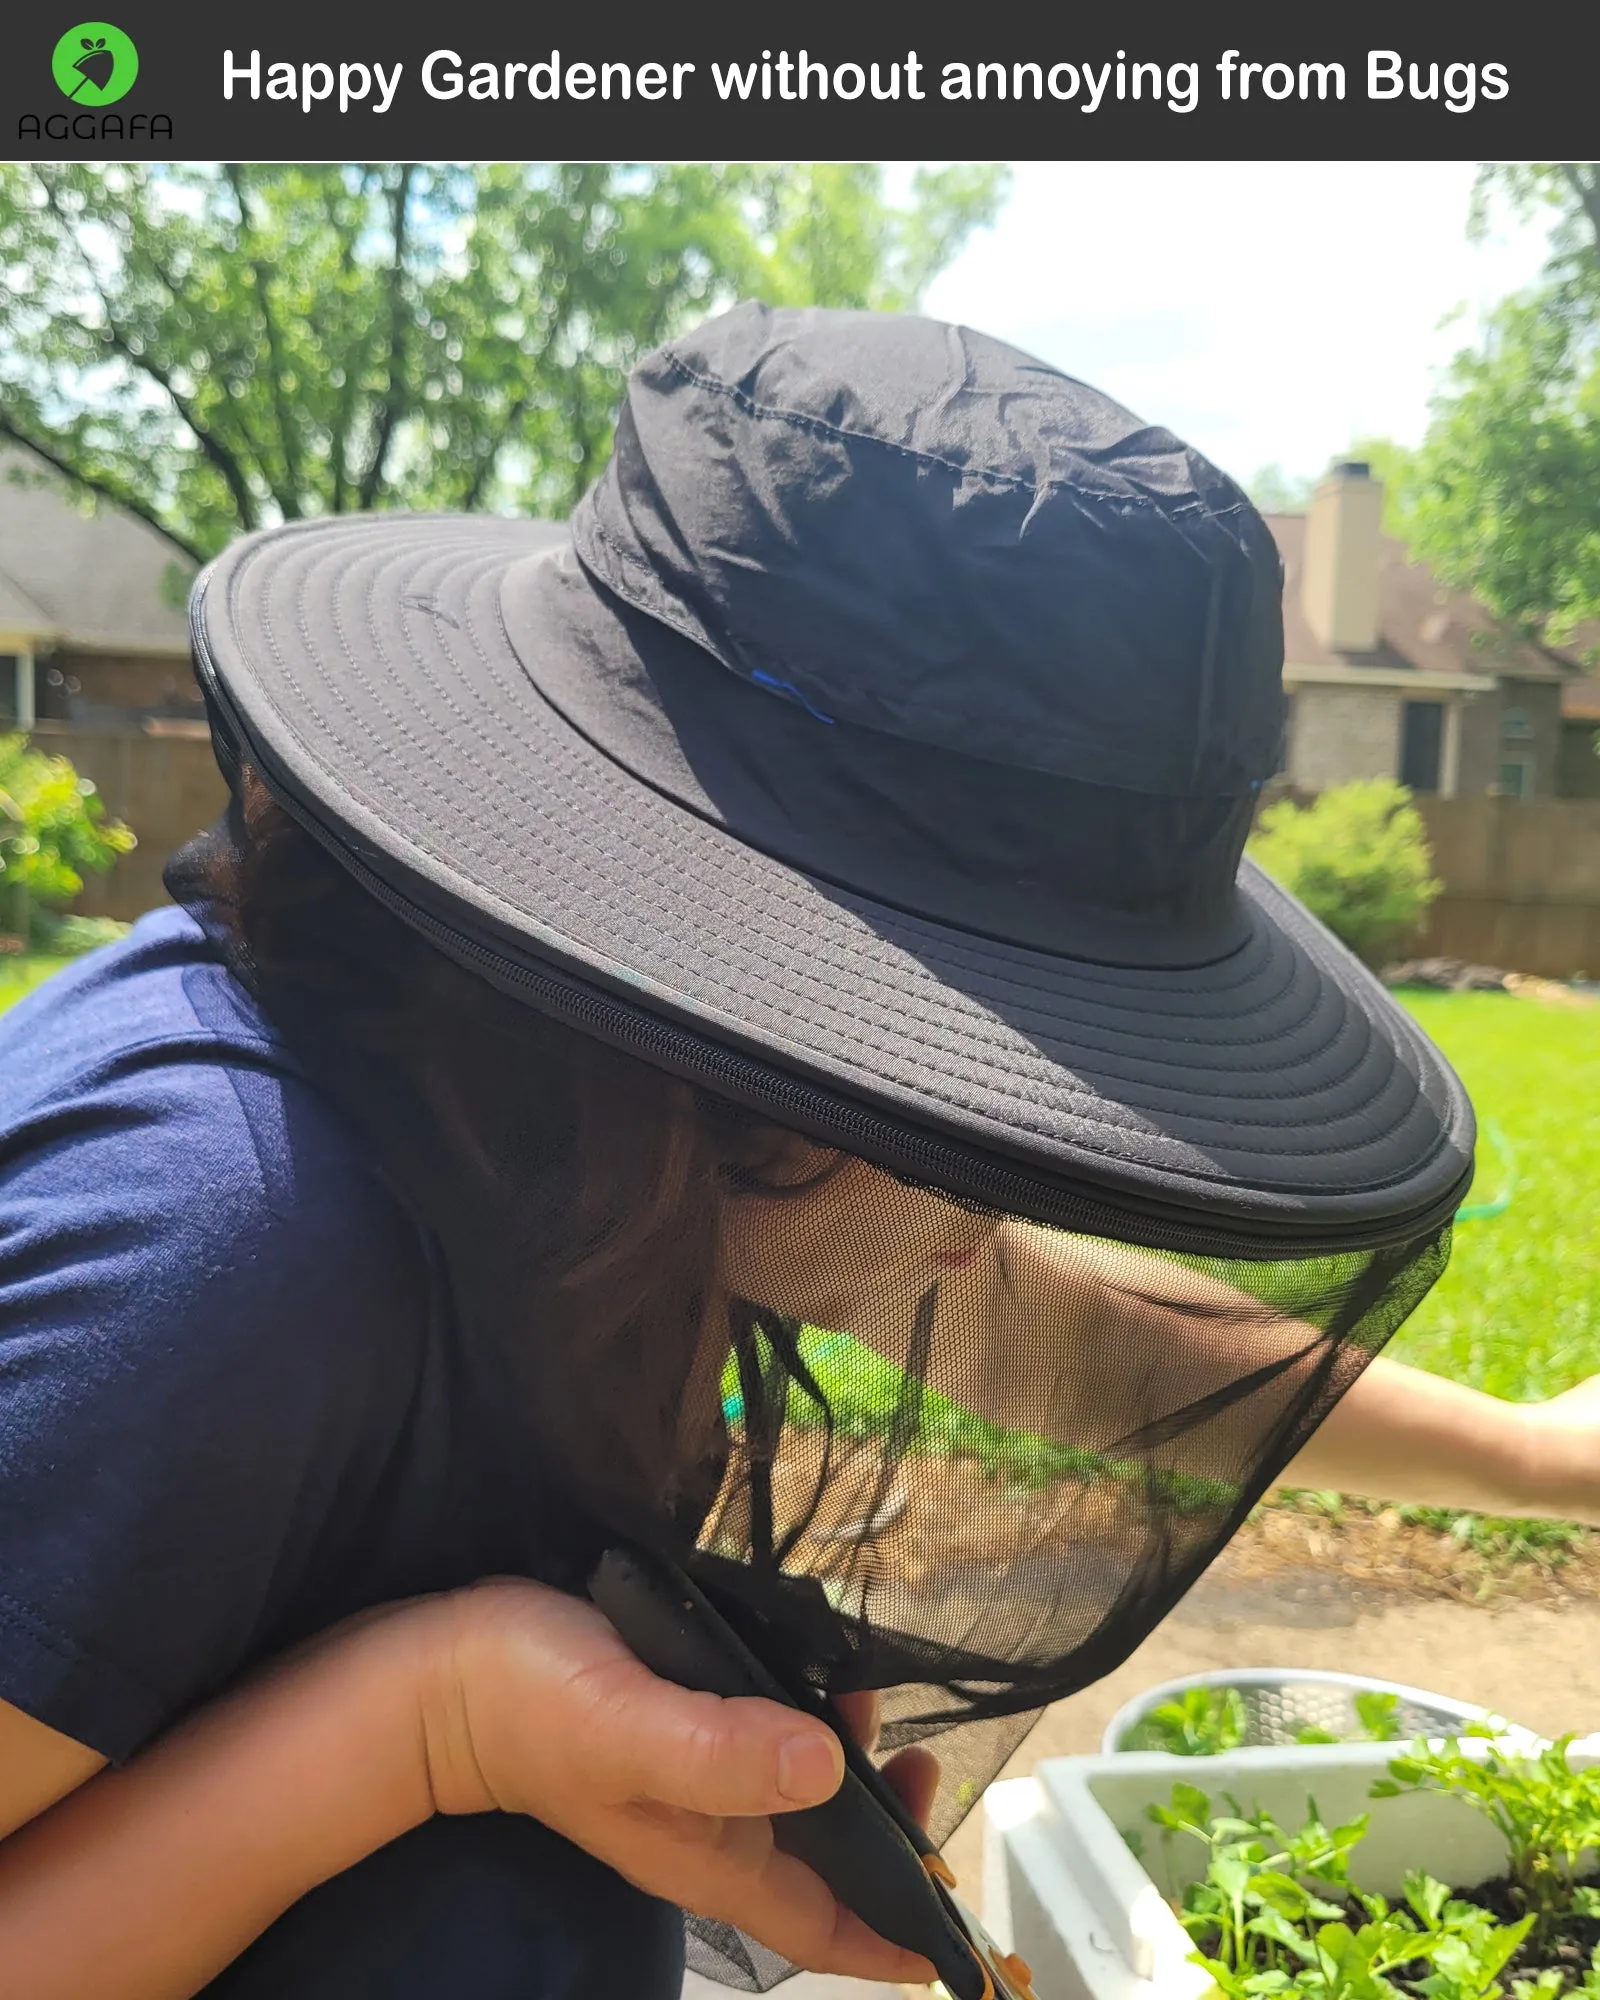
[184,769,814,1558]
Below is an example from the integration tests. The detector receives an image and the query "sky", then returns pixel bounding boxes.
[915,162,1556,492]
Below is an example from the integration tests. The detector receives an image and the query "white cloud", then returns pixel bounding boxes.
[916,162,1555,487]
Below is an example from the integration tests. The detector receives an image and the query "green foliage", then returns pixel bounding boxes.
[25,910,131,955]
[1126,1688,1253,1756]
[1266,1487,1589,1572]
[1469,168,1600,317]
[1248,781,1442,967]
[1249,465,1316,514]
[0,953,69,1009]
[1346,437,1425,543]
[0,162,1007,560]
[1402,300,1600,653]
[1386,166,1600,652]
[1392,1509,1586,1569]
[1152,1739,1600,1996]
[1153,1781,1536,2000]
[1373,1739,1600,1943]
[0,735,134,938]
[1356,1695,1406,1744]
[1118,1688,1403,1757]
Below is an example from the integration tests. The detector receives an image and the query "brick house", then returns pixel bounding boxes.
[0,446,200,733]
[1266,462,1599,802]
[2,448,226,920]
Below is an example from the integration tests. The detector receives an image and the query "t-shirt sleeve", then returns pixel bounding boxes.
[0,1041,430,1762]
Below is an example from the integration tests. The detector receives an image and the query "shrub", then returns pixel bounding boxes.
[0,735,136,943]
[1248,780,1442,967]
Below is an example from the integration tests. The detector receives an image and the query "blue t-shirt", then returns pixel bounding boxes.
[0,904,523,1762]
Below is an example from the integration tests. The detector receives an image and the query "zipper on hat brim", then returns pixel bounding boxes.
[190,604,1471,1264]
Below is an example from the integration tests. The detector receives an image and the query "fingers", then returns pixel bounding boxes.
[584,1661,844,1819]
[675,1836,937,1985]
[830,1689,882,1755]
[881,1744,942,1831]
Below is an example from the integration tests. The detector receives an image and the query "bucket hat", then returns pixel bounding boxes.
[189,300,1473,1253]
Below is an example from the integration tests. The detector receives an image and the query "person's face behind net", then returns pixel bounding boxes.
[693,1132,1448,1820]
[678,1127,1448,1988]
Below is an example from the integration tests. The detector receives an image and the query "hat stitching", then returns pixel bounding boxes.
[231,529,1445,1181]
[248,530,1307,1060]
[578,508,748,667]
[255,526,1279,1026]
[658,346,1256,521]
[251,533,1390,1099]
[373,554,1331,1061]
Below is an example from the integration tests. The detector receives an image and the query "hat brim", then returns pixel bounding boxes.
[192,512,1473,1247]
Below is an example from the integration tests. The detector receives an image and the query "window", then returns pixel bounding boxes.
[1496,756,1535,800]
[0,655,15,726]
[1502,707,1535,742]
[1400,700,1443,792]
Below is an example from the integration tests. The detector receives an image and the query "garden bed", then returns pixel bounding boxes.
[982,1737,1600,2000]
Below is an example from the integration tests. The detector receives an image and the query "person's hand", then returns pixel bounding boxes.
[408,1577,939,1984]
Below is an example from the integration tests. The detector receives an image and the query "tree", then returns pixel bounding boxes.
[1471,165,1600,309]
[1404,303,1600,649]
[1250,445,1419,540]
[1385,165,1600,653]
[1346,436,1422,541]
[1246,464,1314,514]
[0,163,1007,563]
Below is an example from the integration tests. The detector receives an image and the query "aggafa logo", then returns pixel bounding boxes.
[23,19,166,139]
[51,21,139,105]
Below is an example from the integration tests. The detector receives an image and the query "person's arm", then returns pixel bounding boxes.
[1283,1355,1600,1523]
[915,1222,1600,1523]
[0,1582,935,2000]
[0,1704,105,1843]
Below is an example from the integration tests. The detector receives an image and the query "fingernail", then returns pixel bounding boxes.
[778,1729,842,1804]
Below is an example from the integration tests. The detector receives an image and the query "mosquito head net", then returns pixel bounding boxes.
[168,779,1453,1990]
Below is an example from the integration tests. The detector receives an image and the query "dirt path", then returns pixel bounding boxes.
[940,1548,1600,1897]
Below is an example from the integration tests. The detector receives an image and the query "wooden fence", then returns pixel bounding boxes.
[1405,794,1600,979]
[23,726,1600,979]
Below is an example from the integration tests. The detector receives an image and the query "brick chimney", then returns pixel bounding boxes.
[1301,460,1383,653]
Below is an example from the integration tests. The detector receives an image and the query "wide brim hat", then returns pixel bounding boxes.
[189,301,1473,1258]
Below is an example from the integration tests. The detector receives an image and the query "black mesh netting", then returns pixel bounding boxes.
[676,1185,1447,1987]
[166,792,1452,1994]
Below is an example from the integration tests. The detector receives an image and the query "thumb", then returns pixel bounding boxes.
[590,1665,846,1819]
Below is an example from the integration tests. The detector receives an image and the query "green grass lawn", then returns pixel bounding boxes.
[1388,990,1600,1401]
[0,955,73,1012]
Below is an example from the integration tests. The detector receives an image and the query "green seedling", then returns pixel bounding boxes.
[1374,1739,1600,1944]
[1151,1779,1536,2000]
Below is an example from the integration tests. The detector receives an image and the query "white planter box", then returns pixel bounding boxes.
[982,1737,1600,2000]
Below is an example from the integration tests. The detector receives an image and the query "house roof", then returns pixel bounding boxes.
[1264,514,1572,686]
[0,448,193,655]
[0,563,53,640]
